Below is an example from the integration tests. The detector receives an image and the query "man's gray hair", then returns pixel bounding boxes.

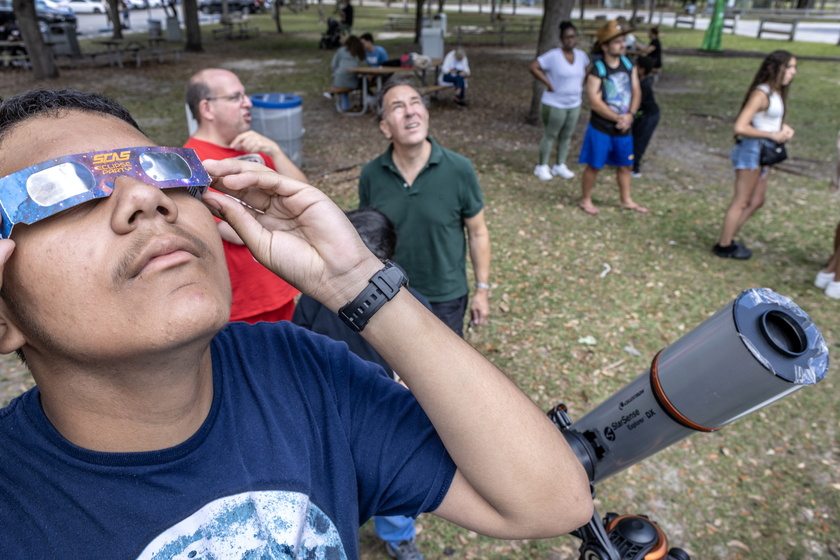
[374,77,428,121]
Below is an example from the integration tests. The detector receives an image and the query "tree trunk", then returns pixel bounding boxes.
[490,0,496,22]
[648,0,655,24]
[108,0,123,38]
[526,0,573,125]
[630,0,639,24]
[272,0,283,32]
[13,0,58,79]
[413,0,423,43]
[183,0,202,51]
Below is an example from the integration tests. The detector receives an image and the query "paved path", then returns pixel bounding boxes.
[73,3,840,44]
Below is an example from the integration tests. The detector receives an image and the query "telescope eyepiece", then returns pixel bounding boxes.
[760,309,808,357]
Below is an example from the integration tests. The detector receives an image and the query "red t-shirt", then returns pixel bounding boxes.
[184,137,299,323]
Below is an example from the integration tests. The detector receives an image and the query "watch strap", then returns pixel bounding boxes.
[338,261,408,333]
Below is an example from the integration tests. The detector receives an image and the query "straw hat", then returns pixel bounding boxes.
[595,20,630,46]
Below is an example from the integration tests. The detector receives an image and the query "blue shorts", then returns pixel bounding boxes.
[730,137,761,170]
[578,124,634,169]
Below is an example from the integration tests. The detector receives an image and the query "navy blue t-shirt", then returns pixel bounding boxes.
[0,322,455,559]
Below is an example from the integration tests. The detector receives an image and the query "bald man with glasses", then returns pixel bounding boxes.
[185,68,306,323]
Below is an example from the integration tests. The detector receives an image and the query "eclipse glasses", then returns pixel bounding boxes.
[0,146,210,239]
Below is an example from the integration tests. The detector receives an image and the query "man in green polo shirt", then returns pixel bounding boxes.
[358,79,491,337]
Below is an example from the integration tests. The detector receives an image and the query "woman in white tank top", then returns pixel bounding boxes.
[713,50,797,260]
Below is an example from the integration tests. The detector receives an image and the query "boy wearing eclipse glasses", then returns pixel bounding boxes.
[0,89,591,558]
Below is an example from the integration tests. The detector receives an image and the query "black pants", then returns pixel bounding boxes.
[430,294,469,338]
[632,111,660,173]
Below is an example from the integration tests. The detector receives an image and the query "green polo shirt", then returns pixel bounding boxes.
[359,138,484,303]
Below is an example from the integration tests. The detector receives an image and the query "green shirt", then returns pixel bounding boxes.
[359,138,484,302]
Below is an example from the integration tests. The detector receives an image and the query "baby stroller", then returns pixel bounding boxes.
[318,17,341,49]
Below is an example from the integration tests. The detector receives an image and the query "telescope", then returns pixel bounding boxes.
[549,288,828,560]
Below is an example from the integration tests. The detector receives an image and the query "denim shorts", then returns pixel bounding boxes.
[730,137,761,170]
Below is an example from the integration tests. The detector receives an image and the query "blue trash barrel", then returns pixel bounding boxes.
[249,93,304,167]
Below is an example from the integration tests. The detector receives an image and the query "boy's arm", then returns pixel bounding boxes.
[203,158,594,539]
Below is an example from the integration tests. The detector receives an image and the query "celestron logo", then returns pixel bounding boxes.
[619,389,644,410]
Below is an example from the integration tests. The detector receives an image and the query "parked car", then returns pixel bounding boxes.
[198,0,265,14]
[0,0,77,32]
[66,0,106,13]
[0,0,76,45]
[35,0,77,22]
[41,0,71,11]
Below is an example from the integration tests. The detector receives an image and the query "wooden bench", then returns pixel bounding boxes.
[673,13,697,28]
[419,84,449,94]
[418,84,450,100]
[385,14,415,30]
[326,86,365,116]
[139,47,181,65]
[757,17,798,40]
[454,20,537,46]
[0,53,31,70]
[56,50,121,68]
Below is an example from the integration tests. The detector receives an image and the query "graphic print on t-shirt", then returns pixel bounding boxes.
[603,71,631,116]
[137,490,346,559]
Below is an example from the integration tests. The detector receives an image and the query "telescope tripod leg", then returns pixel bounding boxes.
[572,485,622,560]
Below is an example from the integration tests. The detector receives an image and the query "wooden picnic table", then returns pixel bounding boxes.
[0,39,61,70]
[0,40,29,69]
[93,36,166,68]
[339,60,443,116]
[212,14,259,40]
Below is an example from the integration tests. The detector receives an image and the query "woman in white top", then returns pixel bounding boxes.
[713,50,797,259]
[529,21,589,181]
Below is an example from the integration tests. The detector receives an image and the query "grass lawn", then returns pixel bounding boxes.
[0,7,838,559]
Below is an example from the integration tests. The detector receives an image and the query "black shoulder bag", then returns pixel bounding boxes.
[760,139,787,167]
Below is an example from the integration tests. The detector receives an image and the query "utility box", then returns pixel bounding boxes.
[431,12,447,35]
[420,26,444,60]
[166,16,182,41]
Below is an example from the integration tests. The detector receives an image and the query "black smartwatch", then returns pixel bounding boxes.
[338,261,408,333]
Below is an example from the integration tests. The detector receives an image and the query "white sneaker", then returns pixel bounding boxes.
[825,281,840,299]
[630,171,642,179]
[814,270,835,289]
[551,163,575,179]
[533,164,553,181]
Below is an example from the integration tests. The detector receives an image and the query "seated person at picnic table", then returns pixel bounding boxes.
[439,47,471,106]
[360,32,389,66]
[330,35,366,111]
[360,32,392,92]
[0,88,593,558]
